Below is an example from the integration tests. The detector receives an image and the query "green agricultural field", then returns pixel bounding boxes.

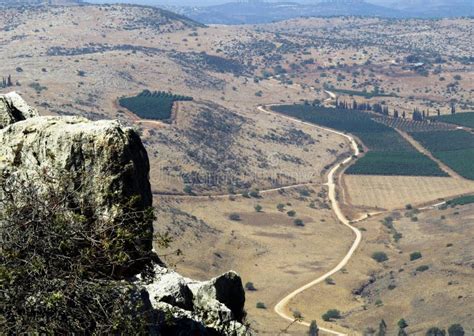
[119,90,192,121]
[324,84,397,99]
[272,105,446,177]
[447,195,474,206]
[410,130,474,180]
[432,112,474,128]
[345,152,447,176]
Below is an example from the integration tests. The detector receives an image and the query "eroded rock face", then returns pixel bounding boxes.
[143,265,248,336]
[0,93,249,335]
[0,115,152,214]
[0,92,39,129]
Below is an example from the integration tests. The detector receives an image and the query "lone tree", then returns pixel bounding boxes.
[308,320,319,336]
[448,324,464,336]
[372,251,389,263]
[426,327,446,336]
[322,309,341,321]
[398,319,409,329]
[378,319,387,336]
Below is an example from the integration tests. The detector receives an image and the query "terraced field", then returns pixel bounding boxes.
[410,130,474,180]
[272,105,447,177]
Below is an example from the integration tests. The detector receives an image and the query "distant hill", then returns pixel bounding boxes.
[180,0,408,25]
[0,0,82,6]
[382,0,474,17]
[177,0,473,24]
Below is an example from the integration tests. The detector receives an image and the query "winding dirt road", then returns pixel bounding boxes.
[256,105,365,335]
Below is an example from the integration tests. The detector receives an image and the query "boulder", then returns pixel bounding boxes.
[143,265,249,335]
[0,91,39,129]
[0,115,152,220]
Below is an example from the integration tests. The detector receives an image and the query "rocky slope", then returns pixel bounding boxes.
[0,92,249,335]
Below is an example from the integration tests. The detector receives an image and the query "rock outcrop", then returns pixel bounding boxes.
[143,265,248,335]
[0,92,249,335]
[0,92,39,129]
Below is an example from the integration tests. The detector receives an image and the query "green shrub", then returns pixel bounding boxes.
[416,265,430,272]
[308,320,319,336]
[287,210,296,217]
[398,319,408,329]
[410,251,422,261]
[426,327,446,336]
[0,173,155,334]
[245,282,256,291]
[254,204,263,212]
[322,309,341,321]
[256,302,266,309]
[294,218,305,226]
[448,324,464,336]
[229,213,241,221]
[325,277,335,285]
[372,252,389,263]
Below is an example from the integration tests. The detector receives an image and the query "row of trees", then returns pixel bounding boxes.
[333,98,455,122]
[370,319,465,336]
[138,89,193,102]
[1,75,13,88]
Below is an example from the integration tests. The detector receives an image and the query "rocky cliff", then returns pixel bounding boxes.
[0,92,249,335]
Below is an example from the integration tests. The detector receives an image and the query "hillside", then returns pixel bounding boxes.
[1,6,473,334]
[0,0,82,6]
[182,0,407,25]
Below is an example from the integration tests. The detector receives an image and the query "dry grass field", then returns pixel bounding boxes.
[289,203,474,335]
[343,175,474,211]
[154,186,354,334]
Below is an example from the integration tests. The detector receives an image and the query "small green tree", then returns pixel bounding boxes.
[277,203,286,211]
[378,319,387,336]
[410,252,422,261]
[229,213,241,221]
[245,282,256,291]
[249,189,260,198]
[256,302,266,309]
[372,252,389,263]
[398,329,408,336]
[322,309,341,321]
[426,327,446,336]
[294,218,305,226]
[183,185,193,195]
[448,324,464,336]
[255,204,263,212]
[308,320,319,336]
[416,265,429,272]
[287,210,296,217]
[398,319,408,329]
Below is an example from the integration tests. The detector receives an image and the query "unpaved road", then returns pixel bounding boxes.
[257,105,364,335]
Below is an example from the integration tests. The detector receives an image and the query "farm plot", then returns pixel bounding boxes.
[431,112,474,128]
[272,105,446,177]
[119,90,193,121]
[410,130,474,180]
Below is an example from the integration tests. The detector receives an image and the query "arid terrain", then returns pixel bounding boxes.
[1,4,473,335]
